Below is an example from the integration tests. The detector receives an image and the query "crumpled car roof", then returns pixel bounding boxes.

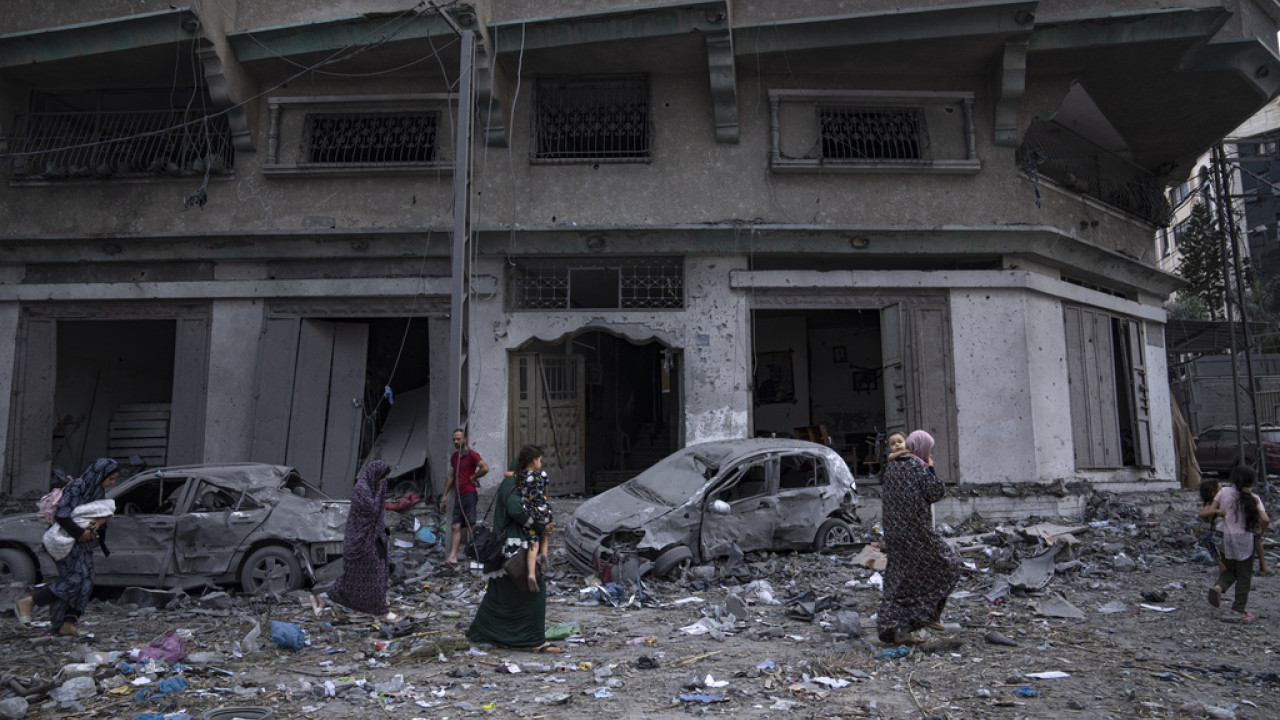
[148,463,327,496]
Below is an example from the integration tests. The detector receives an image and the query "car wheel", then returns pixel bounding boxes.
[0,548,37,587]
[653,545,693,579]
[813,518,854,552]
[239,546,304,594]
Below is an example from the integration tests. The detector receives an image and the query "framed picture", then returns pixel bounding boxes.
[755,351,795,404]
[832,346,847,363]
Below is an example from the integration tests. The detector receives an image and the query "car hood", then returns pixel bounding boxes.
[574,485,675,533]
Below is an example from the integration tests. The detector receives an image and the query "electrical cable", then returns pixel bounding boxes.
[1,2,438,160]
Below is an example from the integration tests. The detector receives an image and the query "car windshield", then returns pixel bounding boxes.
[625,448,723,506]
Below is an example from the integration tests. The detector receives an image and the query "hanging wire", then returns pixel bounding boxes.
[1,2,439,162]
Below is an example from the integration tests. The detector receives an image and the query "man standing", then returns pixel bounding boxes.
[441,427,489,565]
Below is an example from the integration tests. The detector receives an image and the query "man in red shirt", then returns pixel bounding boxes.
[441,427,489,565]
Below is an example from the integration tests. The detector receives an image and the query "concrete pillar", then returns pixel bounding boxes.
[203,299,266,462]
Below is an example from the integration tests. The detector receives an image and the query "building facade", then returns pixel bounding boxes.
[4,1,1280,517]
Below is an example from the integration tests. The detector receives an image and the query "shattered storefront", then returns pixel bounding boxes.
[463,234,1180,520]
[1,289,450,501]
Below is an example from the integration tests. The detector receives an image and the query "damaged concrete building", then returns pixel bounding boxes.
[2,1,1280,520]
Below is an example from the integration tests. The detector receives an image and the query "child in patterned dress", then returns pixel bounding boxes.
[516,445,554,590]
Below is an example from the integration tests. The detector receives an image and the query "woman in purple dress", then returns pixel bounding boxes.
[323,460,392,615]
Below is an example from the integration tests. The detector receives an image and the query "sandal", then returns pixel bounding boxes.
[14,598,33,628]
[1207,587,1221,608]
[530,643,563,654]
[1234,611,1255,622]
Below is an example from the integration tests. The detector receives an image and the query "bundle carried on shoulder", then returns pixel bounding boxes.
[41,499,115,561]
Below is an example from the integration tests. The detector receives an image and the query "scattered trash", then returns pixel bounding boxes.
[1098,601,1127,614]
[269,621,306,650]
[1139,604,1177,613]
[984,630,1018,646]
[1026,671,1071,679]
[1033,594,1085,620]
[875,645,910,659]
[679,692,727,703]
[1012,686,1040,697]
[138,631,186,663]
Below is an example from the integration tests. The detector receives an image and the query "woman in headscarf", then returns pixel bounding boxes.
[466,444,563,653]
[321,460,392,615]
[17,458,119,636]
[876,430,960,645]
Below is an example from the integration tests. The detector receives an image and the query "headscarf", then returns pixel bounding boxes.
[55,458,119,521]
[343,460,391,553]
[905,430,934,465]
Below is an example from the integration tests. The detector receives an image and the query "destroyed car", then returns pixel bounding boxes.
[0,463,348,594]
[565,439,859,578]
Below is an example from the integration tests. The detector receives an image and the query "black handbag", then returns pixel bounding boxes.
[465,484,520,564]
[468,524,505,564]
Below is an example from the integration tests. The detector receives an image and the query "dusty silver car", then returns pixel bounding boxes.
[565,439,859,578]
[0,463,348,594]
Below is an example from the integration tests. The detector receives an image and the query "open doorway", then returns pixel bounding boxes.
[53,319,177,478]
[753,309,886,474]
[509,330,679,496]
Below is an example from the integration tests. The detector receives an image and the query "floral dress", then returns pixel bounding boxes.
[518,469,553,544]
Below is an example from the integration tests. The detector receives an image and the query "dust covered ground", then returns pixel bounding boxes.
[1,491,1277,720]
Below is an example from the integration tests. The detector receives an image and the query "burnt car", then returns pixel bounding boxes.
[1194,425,1280,475]
[0,463,348,594]
[565,439,859,578]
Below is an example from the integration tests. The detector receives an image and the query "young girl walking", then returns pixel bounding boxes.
[1201,465,1270,619]
[516,445,554,592]
[1198,478,1228,573]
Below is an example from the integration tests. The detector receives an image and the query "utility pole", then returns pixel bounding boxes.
[1210,143,1266,476]
[440,11,475,436]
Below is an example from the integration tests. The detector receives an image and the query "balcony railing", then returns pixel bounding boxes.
[1018,118,1170,226]
[7,110,234,181]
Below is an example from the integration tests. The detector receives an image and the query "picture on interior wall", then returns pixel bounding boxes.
[832,346,847,363]
[755,351,795,404]
[852,366,881,393]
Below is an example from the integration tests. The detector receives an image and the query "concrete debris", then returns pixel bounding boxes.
[0,492,1275,719]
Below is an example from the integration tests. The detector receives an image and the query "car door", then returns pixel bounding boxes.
[773,451,836,547]
[175,480,272,575]
[699,455,777,560]
[99,474,194,584]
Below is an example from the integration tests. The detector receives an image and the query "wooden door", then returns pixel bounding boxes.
[510,353,586,495]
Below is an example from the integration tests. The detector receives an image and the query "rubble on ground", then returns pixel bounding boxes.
[0,491,1276,719]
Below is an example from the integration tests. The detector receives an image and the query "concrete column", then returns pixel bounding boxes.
[428,315,452,500]
[0,302,19,489]
[203,299,266,462]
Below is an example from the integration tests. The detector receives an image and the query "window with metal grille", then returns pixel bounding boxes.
[819,106,926,161]
[509,258,683,310]
[305,112,438,165]
[533,76,650,163]
[8,110,234,181]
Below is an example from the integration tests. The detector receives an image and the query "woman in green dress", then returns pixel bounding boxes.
[466,445,563,653]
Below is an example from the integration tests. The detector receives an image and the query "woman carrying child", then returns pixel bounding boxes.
[1201,465,1269,620]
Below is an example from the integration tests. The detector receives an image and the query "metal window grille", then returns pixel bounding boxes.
[305,112,439,165]
[534,76,650,163]
[8,110,234,180]
[510,258,683,310]
[540,357,578,401]
[819,106,926,161]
